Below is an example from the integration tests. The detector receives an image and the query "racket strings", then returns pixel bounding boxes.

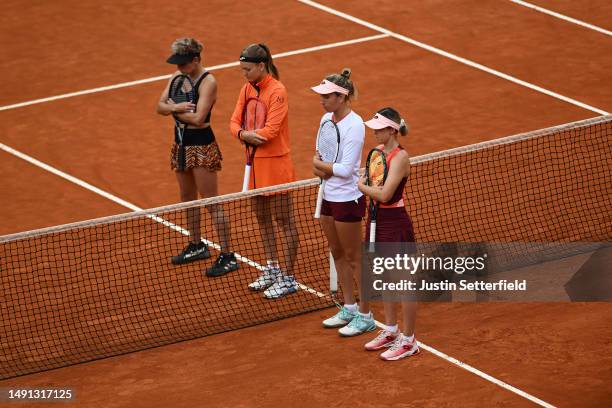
[368,154,386,186]
[170,77,194,103]
[243,99,267,130]
[317,123,339,162]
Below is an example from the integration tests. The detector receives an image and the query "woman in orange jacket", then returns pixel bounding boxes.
[229,43,298,299]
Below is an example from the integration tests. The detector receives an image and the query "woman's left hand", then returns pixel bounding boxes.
[313,154,331,179]
[357,175,367,192]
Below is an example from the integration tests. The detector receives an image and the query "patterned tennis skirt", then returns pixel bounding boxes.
[170,141,222,172]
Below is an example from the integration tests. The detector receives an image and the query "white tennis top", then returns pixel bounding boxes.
[319,110,365,202]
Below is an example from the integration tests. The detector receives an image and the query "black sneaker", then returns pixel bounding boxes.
[205,252,240,277]
[171,242,211,265]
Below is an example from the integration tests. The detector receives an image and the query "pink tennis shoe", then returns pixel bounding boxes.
[364,330,399,351]
[379,334,420,361]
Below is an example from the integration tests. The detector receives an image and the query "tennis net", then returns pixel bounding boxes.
[1,115,610,379]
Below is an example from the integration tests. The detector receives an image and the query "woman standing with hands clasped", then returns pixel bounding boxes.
[311,69,376,337]
[156,37,238,277]
[358,107,419,361]
[229,43,299,299]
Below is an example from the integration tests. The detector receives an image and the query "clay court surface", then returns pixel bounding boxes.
[0,0,611,407]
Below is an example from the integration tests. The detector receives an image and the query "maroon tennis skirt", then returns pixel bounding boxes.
[321,196,366,222]
[366,207,415,242]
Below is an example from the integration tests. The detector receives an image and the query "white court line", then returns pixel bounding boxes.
[417,340,556,408]
[0,141,329,299]
[0,131,558,408]
[0,34,388,112]
[372,318,556,408]
[0,7,585,401]
[297,0,610,116]
[509,0,612,36]
[297,3,563,405]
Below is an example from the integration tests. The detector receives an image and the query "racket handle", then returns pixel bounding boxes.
[178,144,186,172]
[242,165,251,192]
[314,180,325,219]
[368,221,377,253]
[329,251,337,293]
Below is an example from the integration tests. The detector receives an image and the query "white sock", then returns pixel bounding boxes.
[358,311,372,319]
[344,303,358,313]
[403,333,415,342]
[382,324,398,333]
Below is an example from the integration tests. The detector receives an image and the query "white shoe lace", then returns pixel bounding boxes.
[389,336,406,351]
[373,330,391,342]
[266,267,282,278]
[348,314,363,328]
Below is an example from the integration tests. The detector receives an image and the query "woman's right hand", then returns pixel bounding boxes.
[240,131,268,146]
[168,99,196,113]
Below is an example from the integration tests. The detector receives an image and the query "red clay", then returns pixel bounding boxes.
[0,0,610,407]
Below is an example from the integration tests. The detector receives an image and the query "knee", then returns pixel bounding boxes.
[344,249,360,266]
[275,215,296,232]
[180,192,196,202]
[256,210,271,225]
[330,246,345,262]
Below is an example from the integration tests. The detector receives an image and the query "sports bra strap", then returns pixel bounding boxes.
[193,71,212,123]
[376,144,402,167]
[194,71,209,89]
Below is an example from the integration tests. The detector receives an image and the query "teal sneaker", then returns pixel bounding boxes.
[338,312,376,337]
[322,306,356,328]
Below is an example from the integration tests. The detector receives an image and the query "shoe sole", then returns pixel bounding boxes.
[248,282,276,292]
[263,287,297,299]
[323,324,347,329]
[171,252,211,265]
[205,264,240,277]
[322,320,351,329]
[380,348,420,361]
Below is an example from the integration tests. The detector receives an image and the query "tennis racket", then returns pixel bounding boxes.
[313,119,340,218]
[241,97,267,192]
[168,74,196,172]
[365,147,389,252]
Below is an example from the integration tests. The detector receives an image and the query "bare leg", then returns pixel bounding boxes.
[334,221,368,313]
[401,301,417,336]
[175,170,199,242]
[253,196,277,263]
[383,302,397,327]
[319,216,356,305]
[272,194,298,276]
[192,167,230,252]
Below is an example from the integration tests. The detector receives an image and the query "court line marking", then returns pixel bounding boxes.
[1,142,556,408]
[333,319,561,408]
[297,3,564,406]
[0,34,388,112]
[0,5,592,401]
[370,322,555,408]
[297,0,609,116]
[509,0,612,36]
[416,341,554,408]
[0,142,328,299]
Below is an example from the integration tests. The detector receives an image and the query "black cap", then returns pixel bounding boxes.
[166,53,198,65]
[239,55,268,63]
